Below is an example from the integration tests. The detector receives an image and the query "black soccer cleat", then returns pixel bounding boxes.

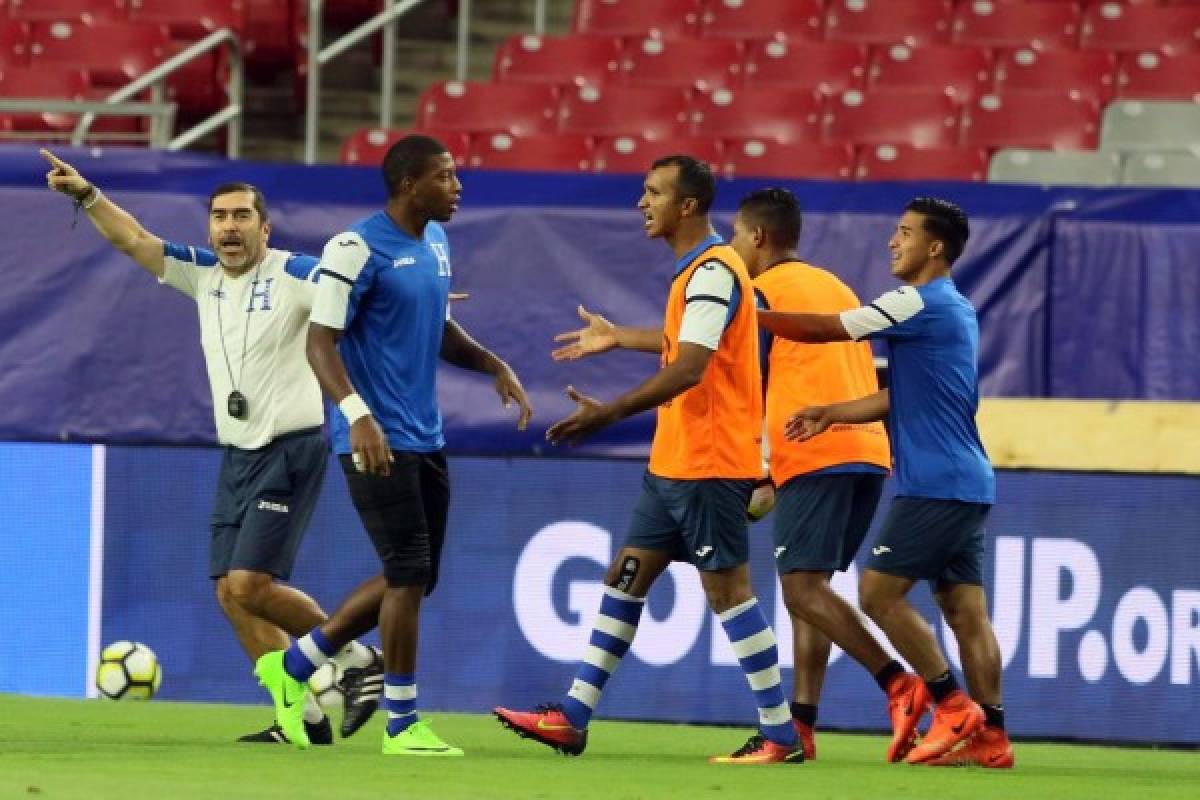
[338,647,384,738]
[238,717,334,746]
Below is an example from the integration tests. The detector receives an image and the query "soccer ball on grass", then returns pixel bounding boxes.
[95,641,161,700]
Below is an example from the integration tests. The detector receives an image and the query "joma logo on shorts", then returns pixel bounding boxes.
[257,499,290,513]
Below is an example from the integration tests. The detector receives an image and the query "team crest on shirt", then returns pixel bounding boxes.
[430,242,452,277]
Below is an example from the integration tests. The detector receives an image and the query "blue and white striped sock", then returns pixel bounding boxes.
[718,598,796,747]
[384,673,418,736]
[561,586,645,730]
[283,628,337,683]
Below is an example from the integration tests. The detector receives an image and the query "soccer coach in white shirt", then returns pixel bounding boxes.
[42,149,382,745]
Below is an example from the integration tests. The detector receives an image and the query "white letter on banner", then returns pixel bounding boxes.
[941,536,1024,671]
[1029,538,1101,678]
[1171,590,1200,685]
[513,521,609,662]
[1112,587,1169,685]
[634,562,706,666]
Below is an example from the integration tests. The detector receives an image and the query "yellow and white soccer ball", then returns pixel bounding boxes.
[95,641,161,700]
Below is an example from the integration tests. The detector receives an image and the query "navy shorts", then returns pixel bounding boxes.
[623,472,754,572]
[210,427,327,580]
[772,472,885,574]
[340,450,449,595]
[864,497,991,589]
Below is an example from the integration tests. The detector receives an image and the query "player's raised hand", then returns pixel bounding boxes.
[546,385,613,446]
[551,305,619,361]
[40,148,90,200]
[494,361,533,431]
[785,405,835,442]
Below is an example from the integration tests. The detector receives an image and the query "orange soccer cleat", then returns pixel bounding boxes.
[927,725,1014,768]
[885,672,931,762]
[793,719,816,761]
[493,703,587,756]
[710,733,805,765]
[905,690,984,764]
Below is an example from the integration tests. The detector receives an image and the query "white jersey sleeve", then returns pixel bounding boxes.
[159,242,217,299]
[678,259,736,351]
[310,232,371,330]
[839,286,926,341]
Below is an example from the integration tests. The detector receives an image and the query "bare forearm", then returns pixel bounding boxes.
[441,319,504,375]
[829,389,890,424]
[83,190,165,276]
[606,357,703,421]
[306,323,358,403]
[615,326,663,353]
[758,310,850,343]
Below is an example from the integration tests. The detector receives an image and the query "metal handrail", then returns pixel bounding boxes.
[0,99,177,144]
[305,0,433,164]
[70,28,244,157]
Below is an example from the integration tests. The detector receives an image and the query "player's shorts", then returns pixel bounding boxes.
[623,472,754,572]
[863,497,991,589]
[772,472,885,574]
[210,427,327,580]
[340,449,449,595]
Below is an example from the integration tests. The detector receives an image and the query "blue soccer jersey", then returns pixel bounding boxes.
[310,211,452,454]
[839,277,995,504]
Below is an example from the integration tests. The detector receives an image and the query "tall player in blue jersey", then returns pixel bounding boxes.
[253,135,533,755]
[758,198,1014,769]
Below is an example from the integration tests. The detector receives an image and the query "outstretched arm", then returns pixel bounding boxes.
[551,304,662,360]
[546,342,710,445]
[441,319,533,431]
[41,148,165,277]
[757,309,851,343]
[785,389,890,441]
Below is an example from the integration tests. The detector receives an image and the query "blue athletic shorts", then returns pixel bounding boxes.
[210,427,327,580]
[864,497,991,589]
[623,472,754,572]
[772,472,885,574]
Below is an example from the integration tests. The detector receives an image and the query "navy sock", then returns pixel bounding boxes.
[873,660,905,693]
[982,703,1005,730]
[925,670,959,704]
[790,702,817,727]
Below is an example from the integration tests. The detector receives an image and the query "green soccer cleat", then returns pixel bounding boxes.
[382,719,464,757]
[253,651,311,750]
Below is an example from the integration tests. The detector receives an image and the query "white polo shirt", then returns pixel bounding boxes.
[160,243,324,449]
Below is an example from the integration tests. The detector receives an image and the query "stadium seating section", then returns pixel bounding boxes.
[3,0,1199,184]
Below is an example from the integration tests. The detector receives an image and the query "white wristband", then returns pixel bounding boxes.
[82,187,103,210]
[338,393,371,425]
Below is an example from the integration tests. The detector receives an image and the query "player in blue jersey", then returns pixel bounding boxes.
[758,197,1014,769]
[253,134,533,755]
[42,149,383,746]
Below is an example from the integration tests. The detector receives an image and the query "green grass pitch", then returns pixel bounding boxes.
[1,694,1196,800]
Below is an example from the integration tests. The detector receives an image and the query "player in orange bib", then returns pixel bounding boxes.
[494,156,802,765]
[731,188,928,762]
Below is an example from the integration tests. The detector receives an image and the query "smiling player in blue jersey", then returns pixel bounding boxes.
[758,197,1014,769]
[252,135,533,756]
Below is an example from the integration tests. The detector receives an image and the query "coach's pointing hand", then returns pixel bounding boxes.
[41,149,91,201]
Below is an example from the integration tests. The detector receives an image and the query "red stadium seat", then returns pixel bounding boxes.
[573,0,701,40]
[0,64,88,132]
[321,0,382,29]
[241,0,295,78]
[1081,3,1200,56]
[0,21,30,67]
[952,1,1081,51]
[868,44,993,105]
[592,135,721,174]
[469,132,593,172]
[690,86,821,144]
[416,81,558,136]
[824,0,953,47]
[723,139,854,180]
[824,88,960,149]
[700,0,824,43]
[1116,51,1200,102]
[558,85,690,140]
[619,37,743,93]
[126,0,247,39]
[6,0,122,23]
[339,128,469,166]
[854,144,989,181]
[961,91,1099,151]
[743,39,868,96]
[28,21,170,88]
[493,34,621,88]
[994,48,1116,105]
